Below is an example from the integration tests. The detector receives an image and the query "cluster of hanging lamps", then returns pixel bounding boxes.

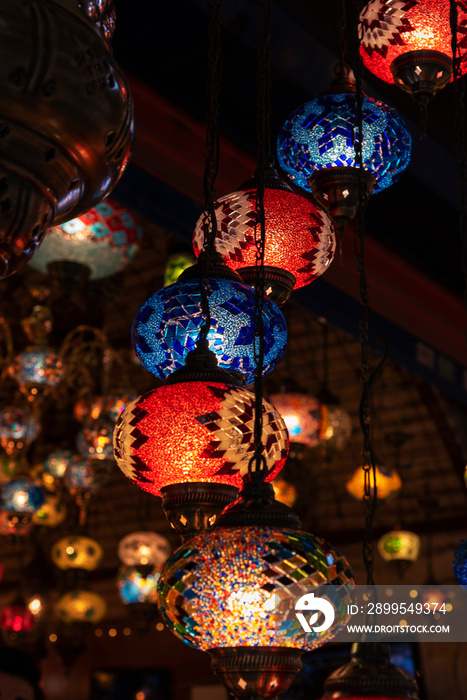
[192,169,336,306]
[29,200,142,282]
[0,0,134,278]
[346,464,402,501]
[0,406,40,456]
[359,0,467,106]
[74,388,138,424]
[131,257,287,385]
[276,67,412,230]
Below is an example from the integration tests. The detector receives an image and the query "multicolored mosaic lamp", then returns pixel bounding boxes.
[43,449,78,480]
[320,642,419,699]
[114,366,289,539]
[268,391,327,449]
[158,475,355,697]
[453,540,467,588]
[277,71,412,228]
[192,169,336,305]
[28,200,142,281]
[76,419,115,460]
[346,464,402,501]
[0,406,40,455]
[0,478,45,514]
[10,347,65,397]
[131,265,287,385]
[74,389,139,424]
[360,0,467,106]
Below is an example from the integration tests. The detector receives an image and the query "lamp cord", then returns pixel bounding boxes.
[199,0,223,345]
[249,0,271,476]
[450,0,467,350]
[352,0,388,586]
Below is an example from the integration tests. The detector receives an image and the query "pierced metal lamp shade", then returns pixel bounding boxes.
[113,382,289,497]
[29,200,142,280]
[118,531,171,568]
[378,529,421,562]
[57,590,107,624]
[193,187,336,298]
[360,0,467,92]
[157,526,354,651]
[277,93,411,195]
[51,535,103,571]
[131,276,287,385]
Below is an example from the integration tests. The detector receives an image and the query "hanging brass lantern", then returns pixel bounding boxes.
[0,0,134,277]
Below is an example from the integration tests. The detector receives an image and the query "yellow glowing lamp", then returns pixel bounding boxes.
[51,535,103,571]
[345,464,402,501]
[271,478,298,508]
[378,530,421,563]
[57,589,107,624]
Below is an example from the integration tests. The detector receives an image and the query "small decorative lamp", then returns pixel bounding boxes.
[44,449,78,480]
[1,479,45,514]
[158,475,355,698]
[0,512,34,537]
[76,419,115,460]
[51,535,103,572]
[63,458,110,497]
[32,494,67,528]
[268,391,326,448]
[277,70,411,229]
[0,455,22,483]
[11,347,65,396]
[192,169,336,305]
[0,406,40,455]
[163,249,195,287]
[320,642,419,699]
[118,532,171,569]
[56,590,107,624]
[117,565,162,631]
[453,540,467,588]
[74,390,138,424]
[271,478,298,508]
[28,200,142,281]
[346,464,402,501]
[131,266,287,385]
[0,600,36,634]
[378,529,421,564]
[359,0,467,106]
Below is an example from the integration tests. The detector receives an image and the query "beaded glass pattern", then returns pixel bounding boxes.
[277,93,411,194]
[113,382,289,496]
[132,277,287,385]
[158,526,354,651]
[193,189,336,290]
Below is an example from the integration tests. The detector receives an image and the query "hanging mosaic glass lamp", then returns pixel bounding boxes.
[0,599,36,636]
[268,390,327,450]
[158,473,355,698]
[131,254,287,386]
[453,539,467,588]
[359,0,467,106]
[192,168,336,305]
[320,642,419,700]
[0,478,45,515]
[29,200,142,283]
[51,535,103,573]
[32,493,67,528]
[378,528,421,569]
[56,589,107,625]
[114,342,289,540]
[346,464,402,501]
[277,67,412,230]
[0,406,40,456]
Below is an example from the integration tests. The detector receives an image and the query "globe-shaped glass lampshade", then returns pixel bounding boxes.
[277,93,411,194]
[0,603,35,633]
[105,389,139,422]
[28,200,142,280]
[113,382,289,496]
[57,590,107,624]
[32,494,67,527]
[378,530,421,562]
[74,390,139,424]
[268,392,326,448]
[131,276,287,385]
[271,478,298,508]
[158,526,354,651]
[117,565,161,604]
[118,531,171,568]
[0,455,22,483]
[0,512,33,536]
[1,479,45,513]
[76,419,114,460]
[453,540,467,588]
[44,449,77,479]
[360,0,467,85]
[0,407,40,443]
[163,250,195,287]
[346,465,402,501]
[318,404,352,454]
[51,535,103,571]
[63,458,103,494]
[193,189,336,291]
[10,347,65,388]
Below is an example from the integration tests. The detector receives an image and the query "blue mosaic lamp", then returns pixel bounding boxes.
[1,478,45,513]
[453,540,467,589]
[277,70,411,226]
[132,262,287,386]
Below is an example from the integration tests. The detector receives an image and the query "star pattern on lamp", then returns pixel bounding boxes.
[361,0,417,58]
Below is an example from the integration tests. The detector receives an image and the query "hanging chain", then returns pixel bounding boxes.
[338,0,347,70]
[450,0,467,349]
[249,0,271,476]
[198,0,223,345]
[352,0,387,586]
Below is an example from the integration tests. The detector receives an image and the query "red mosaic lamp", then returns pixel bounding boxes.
[193,168,336,306]
[320,642,419,699]
[360,0,467,106]
[113,343,289,540]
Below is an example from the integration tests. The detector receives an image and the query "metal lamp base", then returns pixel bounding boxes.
[238,266,296,306]
[391,50,452,108]
[309,167,375,232]
[210,646,303,698]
